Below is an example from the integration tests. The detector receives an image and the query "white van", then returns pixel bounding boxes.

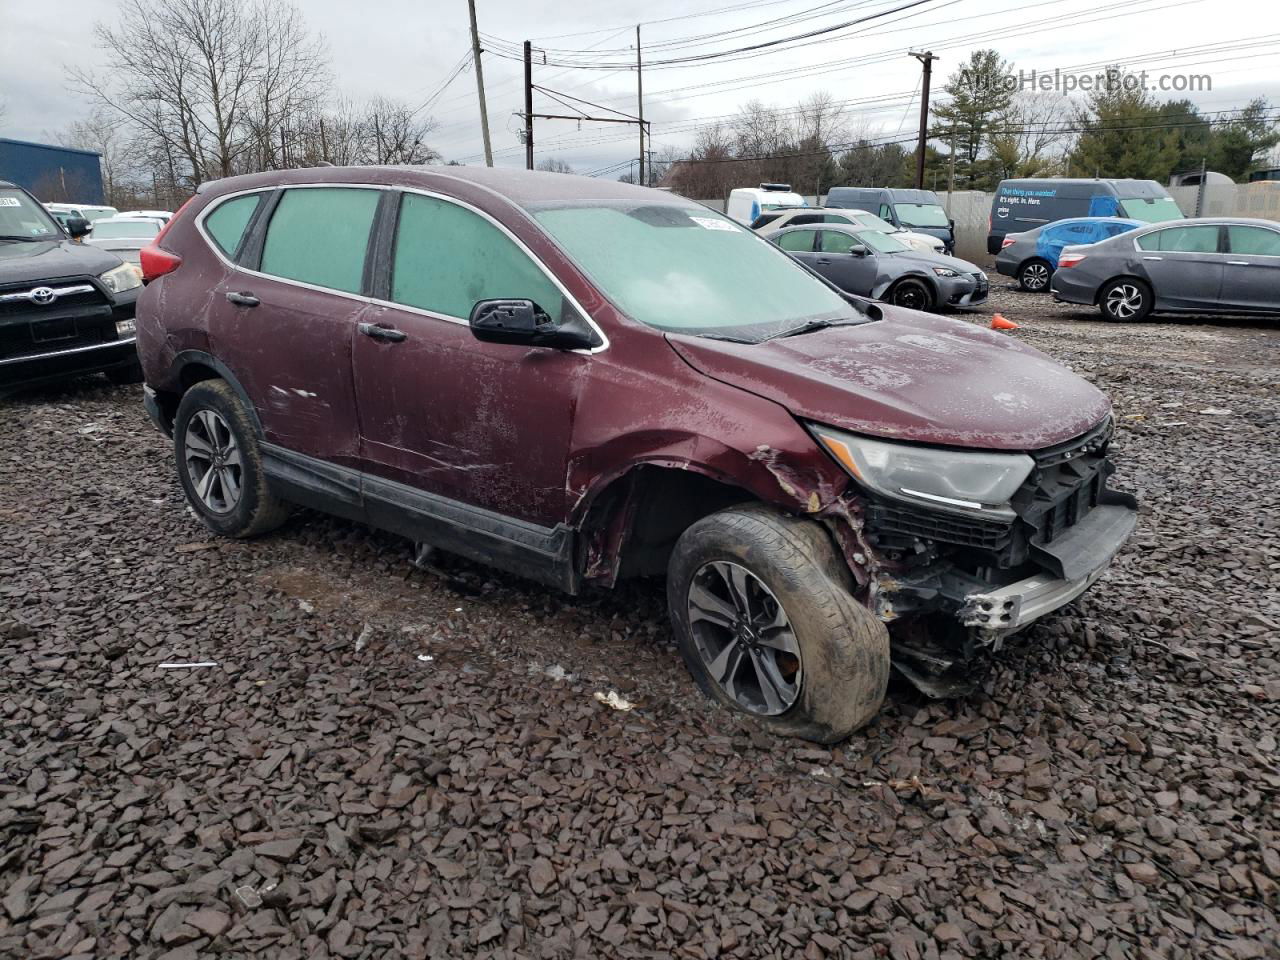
[726,183,807,225]
[44,202,120,229]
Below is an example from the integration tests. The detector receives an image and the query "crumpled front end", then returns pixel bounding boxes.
[825,417,1137,695]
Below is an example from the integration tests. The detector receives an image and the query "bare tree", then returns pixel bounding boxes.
[988,92,1072,180]
[536,157,574,174]
[53,108,134,206]
[361,97,440,165]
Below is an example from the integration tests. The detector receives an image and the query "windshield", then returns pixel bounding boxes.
[0,189,61,239]
[855,229,911,254]
[92,220,161,239]
[531,201,864,340]
[893,203,949,228]
[1118,197,1184,223]
[845,212,899,233]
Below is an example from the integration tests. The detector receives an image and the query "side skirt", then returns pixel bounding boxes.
[260,444,580,594]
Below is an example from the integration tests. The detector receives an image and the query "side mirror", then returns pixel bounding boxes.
[948,218,956,232]
[848,244,869,257]
[66,216,92,238]
[468,298,600,351]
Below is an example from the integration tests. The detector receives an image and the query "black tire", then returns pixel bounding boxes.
[173,380,289,538]
[1017,258,1052,292]
[667,504,890,743]
[105,359,145,385]
[1098,278,1153,322]
[886,277,935,312]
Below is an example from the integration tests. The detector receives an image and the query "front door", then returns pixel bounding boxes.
[1135,224,1225,309]
[351,191,586,528]
[209,186,381,467]
[814,229,879,295]
[1223,224,1280,311]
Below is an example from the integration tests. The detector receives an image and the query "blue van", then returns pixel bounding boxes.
[987,178,1182,254]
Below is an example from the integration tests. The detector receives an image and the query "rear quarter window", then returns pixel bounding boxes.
[260,188,380,294]
[205,194,263,258]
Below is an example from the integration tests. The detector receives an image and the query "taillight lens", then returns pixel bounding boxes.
[140,195,196,282]
[1001,236,1016,249]
[1058,253,1086,268]
[140,245,183,282]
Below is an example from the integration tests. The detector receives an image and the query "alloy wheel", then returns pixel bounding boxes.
[1105,284,1143,319]
[184,409,243,514]
[1021,263,1050,290]
[687,560,802,716]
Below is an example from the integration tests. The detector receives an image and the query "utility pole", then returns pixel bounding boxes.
[1194,156,1207,216]
[523,41,534,170]
[910,50,938,190]
[467,0,493,167]
[946,131,956,213]
[636,25,645,186]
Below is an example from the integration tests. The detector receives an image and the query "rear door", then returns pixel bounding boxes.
[208,185,379,466]
[815,229,878,294]
[1134,224,1226,309]
[1223,225,1280,311]
[351,190,587,528]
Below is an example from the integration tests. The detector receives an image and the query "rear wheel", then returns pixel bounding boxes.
[173,380,289,538]
[667,505,890,742]
[1017,259,1052,292]
[886,277,935,312]
[1099,278,1152,322]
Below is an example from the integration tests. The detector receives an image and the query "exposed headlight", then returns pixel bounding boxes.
[810,425,1034,519]
[932,267,960,278]
[99,263,142,295]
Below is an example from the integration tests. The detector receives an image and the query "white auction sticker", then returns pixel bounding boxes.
[0,197,21,207]
[689,216,737,232]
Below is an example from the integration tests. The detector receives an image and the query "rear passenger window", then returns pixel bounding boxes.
[260,188,380,294]
[391,193,563,319]
[205,194,262,258]
[1136,225,1219,254]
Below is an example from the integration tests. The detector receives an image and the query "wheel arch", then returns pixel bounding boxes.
[157,351,264,438]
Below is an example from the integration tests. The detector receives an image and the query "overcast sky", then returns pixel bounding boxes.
[1,0,1276,177]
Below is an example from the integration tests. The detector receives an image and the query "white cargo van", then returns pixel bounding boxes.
[726,183,807,225]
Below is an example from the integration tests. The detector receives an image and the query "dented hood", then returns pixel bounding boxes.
[666,310,1111,450]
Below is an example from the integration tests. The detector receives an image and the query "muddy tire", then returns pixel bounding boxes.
[173,379,289,538]
[1098,278,1153,322]
[667,504,890,743]
[886,277,935,312]
[1017,258,1052,292]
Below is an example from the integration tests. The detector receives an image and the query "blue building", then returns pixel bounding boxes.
[1248,169,1280,183]
[0,137,105,204]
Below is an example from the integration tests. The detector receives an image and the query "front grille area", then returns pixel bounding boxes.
[860,418,1115,568]
[0,279,114,360]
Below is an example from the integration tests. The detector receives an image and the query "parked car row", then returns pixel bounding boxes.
[122,166,1138,742]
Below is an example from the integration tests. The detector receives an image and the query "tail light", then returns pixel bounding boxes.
[140,195,197,283]
[1001,236,1017,249]
[1058,252,1086,269]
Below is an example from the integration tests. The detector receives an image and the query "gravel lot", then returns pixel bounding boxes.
[2,286,1277,959]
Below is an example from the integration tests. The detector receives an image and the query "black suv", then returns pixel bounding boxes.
[0,180,144,393]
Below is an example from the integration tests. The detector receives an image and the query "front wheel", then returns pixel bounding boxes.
[173,380,290,538]
[667,505,890,743]
[1098,278,1153,322]
[886,277,935,312]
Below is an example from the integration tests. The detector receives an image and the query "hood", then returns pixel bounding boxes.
[890,250,982,274]
[667,310,1112,451]
[0,238,123,284]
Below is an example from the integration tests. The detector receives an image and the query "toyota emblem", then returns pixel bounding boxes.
[30,286,56,305]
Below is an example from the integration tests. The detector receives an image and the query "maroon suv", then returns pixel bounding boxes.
[137,167,1137,742]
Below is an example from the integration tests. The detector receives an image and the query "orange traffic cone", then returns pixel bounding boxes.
[990,313,1020,331]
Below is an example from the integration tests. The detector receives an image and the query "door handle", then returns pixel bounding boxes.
[1227,261,1250,266]
[816,258,832,264]
[1141,256,1162,261]
[359,322,407,343]
[225,291,260,307]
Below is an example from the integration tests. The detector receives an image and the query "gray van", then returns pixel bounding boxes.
[987,178,1183,254]
[825,187,955,253]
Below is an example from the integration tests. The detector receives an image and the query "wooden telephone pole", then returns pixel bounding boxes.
[910,50,939,190]
[467,0,493,167]
[636,25,645,186]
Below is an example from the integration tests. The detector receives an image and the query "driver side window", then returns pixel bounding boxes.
[819,231,855,254]
[391,193,564,320]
